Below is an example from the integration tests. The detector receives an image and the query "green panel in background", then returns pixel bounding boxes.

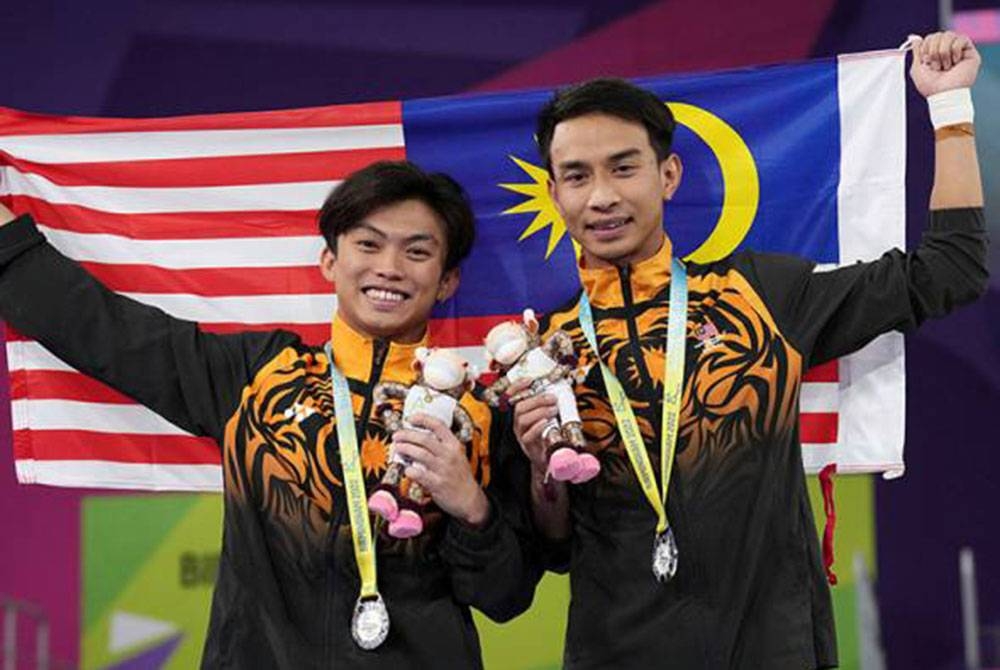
[82,494,200,632]
[475,573,568,670]
[79,474,875,669]
[82,494,223,670]
[807,473,878,670]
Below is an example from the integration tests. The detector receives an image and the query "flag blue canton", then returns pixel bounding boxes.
[403,57,840,319]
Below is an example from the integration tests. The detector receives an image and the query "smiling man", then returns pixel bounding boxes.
[0,161,538,668]
[511,32,989,668]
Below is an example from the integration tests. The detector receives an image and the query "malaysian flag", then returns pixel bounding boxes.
[1,50,907,490]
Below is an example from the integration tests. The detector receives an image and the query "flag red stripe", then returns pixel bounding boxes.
[14,430,220,464]
[10,370,134,404]
[801,413,838,443]
[0,101,402,135]
[3,195,318,239]
[430,314,513,347]
[803,360,838,383]
[2,146,406,188]
[4,324,25,341]
[79,262,331,297]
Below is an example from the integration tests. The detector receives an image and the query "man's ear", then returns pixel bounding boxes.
[660,153,683,202]
[319,247,337,284]
[436,267,460,303]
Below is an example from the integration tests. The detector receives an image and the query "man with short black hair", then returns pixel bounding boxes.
[513,32,988,668]
[0,160,538,668]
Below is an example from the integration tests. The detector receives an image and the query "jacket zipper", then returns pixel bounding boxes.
[357,338,389,442]
[617,264,656,392]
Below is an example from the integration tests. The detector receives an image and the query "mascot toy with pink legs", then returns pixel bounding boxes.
[368,347,477,538]
[482,309,599,484]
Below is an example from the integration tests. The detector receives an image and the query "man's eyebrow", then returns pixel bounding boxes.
[404,233,440,246]
[608,148,643,162]
[555,148,644,172]
[554,159,590,172]
[355,222,388,238]
[355,223,441,246]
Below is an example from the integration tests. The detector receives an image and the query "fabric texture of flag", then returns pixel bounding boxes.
[0,50,906,490]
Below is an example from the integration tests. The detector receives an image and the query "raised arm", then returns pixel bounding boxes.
[910,31,984,210]
[745,32,989,368]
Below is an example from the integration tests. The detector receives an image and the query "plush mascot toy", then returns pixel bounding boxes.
[482,309,599,484]
[368,347,477,538]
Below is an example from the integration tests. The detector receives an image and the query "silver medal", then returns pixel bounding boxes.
[351,594,390,650]
[652,528,679,582]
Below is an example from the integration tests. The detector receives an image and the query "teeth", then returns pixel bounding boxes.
[367,288,405,302]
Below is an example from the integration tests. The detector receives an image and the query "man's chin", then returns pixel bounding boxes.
[579,239,641,267]
[359,313,425,343]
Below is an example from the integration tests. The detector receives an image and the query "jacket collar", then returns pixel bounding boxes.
[578,235,674,310]
[329,314,427,383]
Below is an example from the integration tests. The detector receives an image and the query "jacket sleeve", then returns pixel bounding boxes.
[744,207,989,367]
[0,214,298,443]
[437,409,544,622]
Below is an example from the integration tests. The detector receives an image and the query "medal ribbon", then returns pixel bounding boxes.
[325,342,379,600]
[577,257,687,537]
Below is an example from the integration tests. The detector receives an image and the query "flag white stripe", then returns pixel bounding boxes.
[11,399,194,435]
[836,51,906,261]
[2,167,337,213]
[800,383,838,413]
[836,50,907,477]
[0,125,403,163]
[14,459,223,491]
[120,292,337,324]
[7,341,74,372]
[38,224,325,268]
[801,443,904,477]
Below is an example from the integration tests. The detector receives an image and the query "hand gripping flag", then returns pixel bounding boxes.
[0,50,906,490]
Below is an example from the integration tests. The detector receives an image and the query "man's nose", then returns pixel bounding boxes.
[587,173,621,210]
[369,247,405,279]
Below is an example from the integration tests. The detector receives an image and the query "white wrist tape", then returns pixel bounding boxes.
[928,88,974,129]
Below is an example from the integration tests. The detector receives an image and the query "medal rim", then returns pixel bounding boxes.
[351,595,390,650]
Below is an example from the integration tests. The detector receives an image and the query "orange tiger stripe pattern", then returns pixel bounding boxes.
[543,240,803,492]
[221,318,494,562]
